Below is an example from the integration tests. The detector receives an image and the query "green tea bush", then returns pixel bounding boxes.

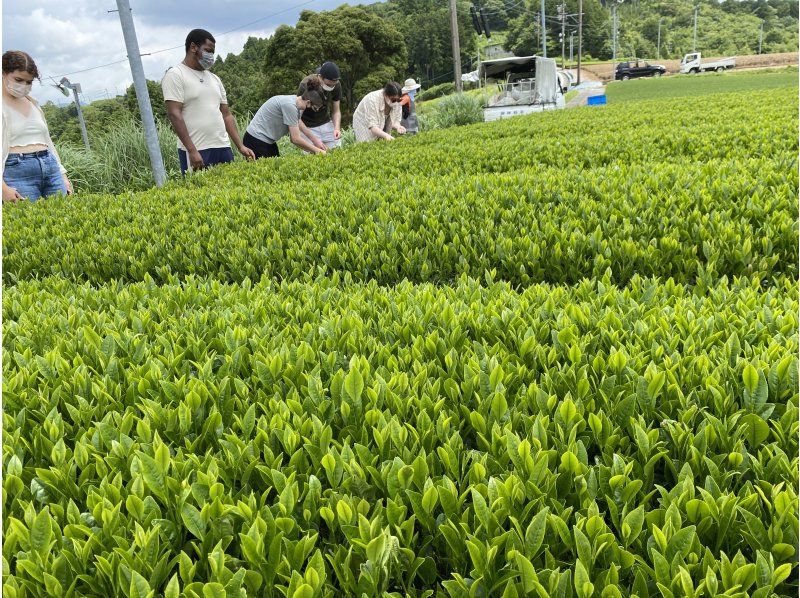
[3,73,798,598]
[5,87,797,287]
[3,274,797,597]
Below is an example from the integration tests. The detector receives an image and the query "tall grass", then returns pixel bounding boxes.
[59,120,182,195]
[420,92,486,131]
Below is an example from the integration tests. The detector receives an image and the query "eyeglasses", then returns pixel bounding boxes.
[388,96,401,103]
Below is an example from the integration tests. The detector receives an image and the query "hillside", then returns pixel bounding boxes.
[502,0,798,61]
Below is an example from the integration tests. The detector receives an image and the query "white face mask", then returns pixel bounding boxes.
[198,51,215,70]
[322,83,336,92]
[5,77,32,98]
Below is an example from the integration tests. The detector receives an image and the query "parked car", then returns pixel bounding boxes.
[615,60,666,81]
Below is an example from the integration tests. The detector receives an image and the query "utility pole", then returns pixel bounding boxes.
[560,2,566,68]
[758,20,763,54]
[477,47,480,88]
[569,31,574,65]
[114,0,167,187]
[541,0,547,57]
[657,17,663,59]
[58,78,90,151]
[71,85,90,151]
[577,0,583,84]
[693,6,698,52]
[612,2,617,73]
[449,0,463,92]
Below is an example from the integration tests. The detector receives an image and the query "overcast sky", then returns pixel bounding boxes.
[3,0,382,106]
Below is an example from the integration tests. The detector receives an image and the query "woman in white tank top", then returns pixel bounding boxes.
[2,51,71,202]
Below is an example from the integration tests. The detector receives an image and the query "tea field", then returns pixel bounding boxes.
[605,67,798,103]
[3,75,798,598]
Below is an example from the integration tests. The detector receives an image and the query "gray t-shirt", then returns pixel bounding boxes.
[246,95,301,144]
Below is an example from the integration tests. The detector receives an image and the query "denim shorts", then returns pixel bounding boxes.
[3,150,67,202]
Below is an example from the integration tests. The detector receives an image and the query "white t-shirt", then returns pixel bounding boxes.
[162,63,229,151]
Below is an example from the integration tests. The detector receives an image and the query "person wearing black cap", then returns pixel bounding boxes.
[297,61,342,150]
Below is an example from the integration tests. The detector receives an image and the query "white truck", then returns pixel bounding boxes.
[680,52,736,74]
[479,56,565,122]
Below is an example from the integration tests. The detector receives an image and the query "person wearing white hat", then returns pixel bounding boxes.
[400,78,421,135]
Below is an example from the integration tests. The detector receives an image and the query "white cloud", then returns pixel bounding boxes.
[5,5,275,106]
[5,0,384,106]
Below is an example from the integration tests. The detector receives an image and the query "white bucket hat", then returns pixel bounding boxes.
[401,78,421,93]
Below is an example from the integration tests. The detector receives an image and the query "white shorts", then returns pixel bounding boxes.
[301,121,342,150]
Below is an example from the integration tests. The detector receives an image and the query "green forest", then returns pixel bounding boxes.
[43,0,797,145]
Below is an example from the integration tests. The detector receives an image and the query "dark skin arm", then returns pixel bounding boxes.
[165,100,204,170]
[221,104,255,161]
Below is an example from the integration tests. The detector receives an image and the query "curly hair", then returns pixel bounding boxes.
[2,51,40,81]
[300,75,325,109]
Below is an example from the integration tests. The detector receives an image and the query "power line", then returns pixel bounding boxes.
[480,0,528,16]
[54,59,130,79]
[139,0,317,58]
[48,0,315,81]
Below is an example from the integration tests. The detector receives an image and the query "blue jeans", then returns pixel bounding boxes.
[3,150,67,201]
[178,147,234,175]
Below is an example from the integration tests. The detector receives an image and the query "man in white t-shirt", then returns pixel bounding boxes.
[162,29,254,174]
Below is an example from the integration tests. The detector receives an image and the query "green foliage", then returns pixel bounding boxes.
[123,79,167,123]
[421,92,486,129]
[5,85,797,286]
[260,5,408,120]
[417,82,457,102]
[367,0,478,85]
[3,58,798,598]
[56,119,183,195]
[3,273,798,596]
[42,79,165,147]
[504,0,798,60]
[506,0,609,60]
[213,37,271,117]
[42,96,134,146]
[606,66,797,103]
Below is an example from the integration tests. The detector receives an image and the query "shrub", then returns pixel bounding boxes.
[418,82,456,101]
[425,92,486,129]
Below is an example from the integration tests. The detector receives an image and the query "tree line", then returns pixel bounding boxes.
[43,0,797,145]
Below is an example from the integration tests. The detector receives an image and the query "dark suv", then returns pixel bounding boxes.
[615,60,666,81]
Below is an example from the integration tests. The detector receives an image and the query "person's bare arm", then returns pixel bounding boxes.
[289,126,325,154]
[220,103,255,160]
[369,125,394,141]
[165,100,204,170]
[331,100,341,138]
[298,121,327,151]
